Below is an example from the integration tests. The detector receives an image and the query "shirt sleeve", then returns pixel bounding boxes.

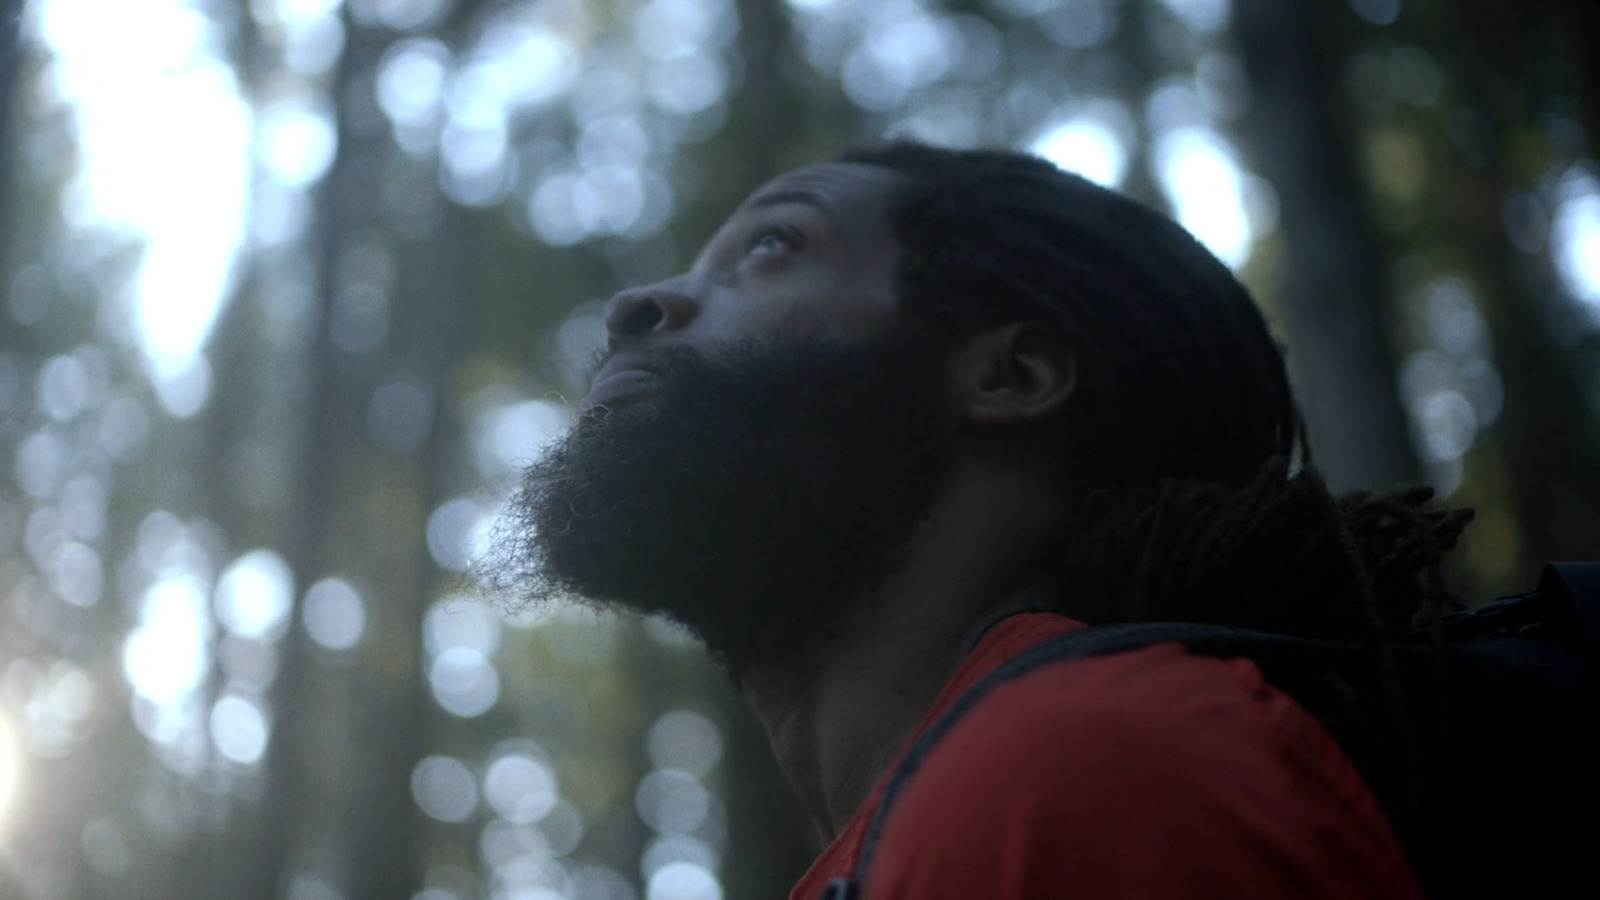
[862,648,1423,900]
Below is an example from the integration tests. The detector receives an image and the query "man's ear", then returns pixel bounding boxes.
[951,322,1077,426]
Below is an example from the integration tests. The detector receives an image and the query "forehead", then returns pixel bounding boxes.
[736,161,903,220]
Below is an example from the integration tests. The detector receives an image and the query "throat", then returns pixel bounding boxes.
[733,463,1074,840]
[739,624,965,841]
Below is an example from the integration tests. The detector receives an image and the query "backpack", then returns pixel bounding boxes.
[821,562,1600,899]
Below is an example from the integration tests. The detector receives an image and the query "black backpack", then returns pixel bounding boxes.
[822,563,1600,899]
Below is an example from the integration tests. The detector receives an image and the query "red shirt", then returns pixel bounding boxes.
[789,613,1422,899]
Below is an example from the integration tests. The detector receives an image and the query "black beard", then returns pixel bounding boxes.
[480,325,957,674]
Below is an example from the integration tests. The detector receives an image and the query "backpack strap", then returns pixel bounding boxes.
[1422,562,1600,643]
[817,568,1597,898]
[1539,562,1600,643]
[833,622,1373,897]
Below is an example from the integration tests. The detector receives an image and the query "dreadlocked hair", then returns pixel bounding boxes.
[1060,458,1476,640]
[839,141,1300,490]
[841,141,1473,640]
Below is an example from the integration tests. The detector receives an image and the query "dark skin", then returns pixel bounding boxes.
[593,162,1080,840]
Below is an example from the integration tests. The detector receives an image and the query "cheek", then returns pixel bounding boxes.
[817,280,902,339]
[698,265,899,344]
[785,264,901,338]
[695,294,815,344]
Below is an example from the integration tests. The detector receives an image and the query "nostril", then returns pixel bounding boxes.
[621,299,664,336]
[603,279,698,345]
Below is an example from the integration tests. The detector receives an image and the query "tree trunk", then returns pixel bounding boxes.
[252,9,435,897]
[1230,0,1421,492]
[0,0,25,254]
[1556,0,1600,147]
[1446,2,1600,576]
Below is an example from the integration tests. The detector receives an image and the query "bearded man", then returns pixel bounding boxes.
[483,143,1473,898]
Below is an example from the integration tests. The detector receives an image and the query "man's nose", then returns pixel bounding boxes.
[601,277,700,349]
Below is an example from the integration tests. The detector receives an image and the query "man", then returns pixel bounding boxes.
[483,143,1467,897]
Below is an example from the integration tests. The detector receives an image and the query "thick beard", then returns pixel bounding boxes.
[479,325,956,675]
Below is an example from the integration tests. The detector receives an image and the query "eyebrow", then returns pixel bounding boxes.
[743,189,842,232]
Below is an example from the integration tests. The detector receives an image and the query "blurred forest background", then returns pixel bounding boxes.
[0,0,1596,897]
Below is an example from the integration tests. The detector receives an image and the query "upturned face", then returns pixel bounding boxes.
[584,162,909,410]
[484,161,963,672]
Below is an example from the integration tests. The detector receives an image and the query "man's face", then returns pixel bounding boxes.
[598,161,909,376]
[484,163,959,673]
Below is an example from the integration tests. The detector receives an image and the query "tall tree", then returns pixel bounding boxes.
[253,9,445,896]
[0,0,23,251]
[1436,2,1600,574]
[1231,0,1422,492]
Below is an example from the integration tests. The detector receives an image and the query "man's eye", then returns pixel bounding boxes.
[747,226,801,257]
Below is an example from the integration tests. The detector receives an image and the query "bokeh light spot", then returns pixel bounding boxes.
[1417,390,1478,463]
[1030,117,1128,188]
[123,574,213,708]
[425,596,503,656]
[15,430,66,499]
[1159,0,1231,33]
[484,754,559,824]
[646,862,721,900]
[1038,0,1117,49]
[636,769,710,835]
[368,378,434,454]
[1553,166,1600,310]
[1349,0,1401,26]
[641,834,718,883]
[209,694,270,765]
[361,0,450,31]
[38,353,91,422]
[215,550,295,642]
[49,541,103,608]
[0,718,20,836]
[646,711,724,778]
[150,352,214,419]
[1155,128,1255,269]
[412,755,479,823]
[377,38,452,130]
[20,660,98,757]
[646,53,727,115]
[426,499,491,573]
[303,578,367,651]
[473,399,567,478]
[429,647,500,717]
[258,91,338,187]
[479,818,551,871]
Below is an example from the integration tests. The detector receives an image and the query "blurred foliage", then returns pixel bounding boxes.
[0,0,1594,898]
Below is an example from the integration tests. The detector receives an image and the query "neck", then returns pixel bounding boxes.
[739,462,1065,840]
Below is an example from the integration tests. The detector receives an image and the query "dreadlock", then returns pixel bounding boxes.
[840,141,1473,639]
[1061,460,1475,639]
[840,141,1299,490]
